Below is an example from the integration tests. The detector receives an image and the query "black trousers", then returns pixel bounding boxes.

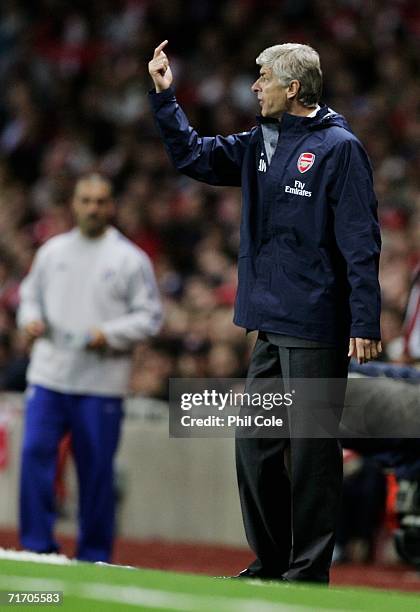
[235,333,349,583]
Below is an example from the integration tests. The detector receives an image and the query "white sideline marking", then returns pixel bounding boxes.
[0,574,348,612]
[0,576,66,592]
[80,583,315,612]
[0,548,73,565]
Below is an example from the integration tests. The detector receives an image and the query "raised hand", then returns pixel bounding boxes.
[148,40,173,93]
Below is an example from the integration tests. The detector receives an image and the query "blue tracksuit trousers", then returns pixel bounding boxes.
[19,385,123,562]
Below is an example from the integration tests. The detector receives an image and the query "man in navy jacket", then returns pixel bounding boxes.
[149,41,382,583]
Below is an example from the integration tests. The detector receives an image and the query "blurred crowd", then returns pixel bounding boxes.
[0,0,418,398]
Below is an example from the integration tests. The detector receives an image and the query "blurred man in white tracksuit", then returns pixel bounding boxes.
[18,173,162,562]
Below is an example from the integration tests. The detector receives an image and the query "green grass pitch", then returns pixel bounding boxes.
[0,558,419,611]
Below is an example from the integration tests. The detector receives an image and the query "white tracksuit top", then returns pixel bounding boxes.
[17,227,163,396]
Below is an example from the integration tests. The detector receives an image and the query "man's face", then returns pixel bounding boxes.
[72,179,114,237]
[251,66,289,118]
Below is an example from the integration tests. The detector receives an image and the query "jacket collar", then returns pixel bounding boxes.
[256,103,330,132]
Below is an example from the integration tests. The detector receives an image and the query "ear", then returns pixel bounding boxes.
[286,79,300,100]
[108,199,117,217]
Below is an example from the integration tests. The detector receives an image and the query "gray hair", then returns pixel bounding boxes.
[256,43,322,107]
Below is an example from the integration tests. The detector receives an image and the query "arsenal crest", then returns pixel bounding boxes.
[297,152,315,173]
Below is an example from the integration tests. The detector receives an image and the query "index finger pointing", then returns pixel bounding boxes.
[154,40,169,58]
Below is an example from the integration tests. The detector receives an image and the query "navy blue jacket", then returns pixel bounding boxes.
[150,87,381,344]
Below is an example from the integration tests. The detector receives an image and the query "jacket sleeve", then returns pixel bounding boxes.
[100,251,163,351]
[17,249,46,328]
[330,137,382,339]
[149,87,250,186]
